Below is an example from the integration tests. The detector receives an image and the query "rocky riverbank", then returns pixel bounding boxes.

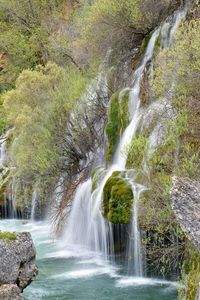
[0,232,38,300]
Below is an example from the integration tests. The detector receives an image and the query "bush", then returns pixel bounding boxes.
[80,0,179,60]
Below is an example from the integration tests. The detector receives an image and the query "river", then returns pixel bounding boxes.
[0,219,179,300]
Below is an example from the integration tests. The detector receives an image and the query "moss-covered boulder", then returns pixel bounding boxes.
[102,172,133,224]
[105,90,129,164]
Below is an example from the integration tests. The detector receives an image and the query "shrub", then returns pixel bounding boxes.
[80,0,179,61]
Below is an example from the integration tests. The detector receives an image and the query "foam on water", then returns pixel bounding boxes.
[116,277,179,288]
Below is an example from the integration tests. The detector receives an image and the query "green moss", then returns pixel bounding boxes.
[126,135,148,169]
[0,231,17,240]
[105,90,130,164]
[102,172,133,224]
[120,90,129,131]
[105,92,121,163]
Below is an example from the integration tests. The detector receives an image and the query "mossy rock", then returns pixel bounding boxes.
[102,172,133,224]
[105,90,130,164]
[119,89,129,131]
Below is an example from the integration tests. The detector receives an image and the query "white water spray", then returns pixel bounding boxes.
[31,184,39,221]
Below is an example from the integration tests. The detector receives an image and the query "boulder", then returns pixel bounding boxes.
[0,232,38,299]
[0,284,23,300]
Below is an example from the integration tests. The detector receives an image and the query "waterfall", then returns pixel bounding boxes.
[31,189,37,221]
[0,129,19,219]
[0,129,11,167]
[127,182,147,276]
[61,5,188,277]
[0,137,6,167]
[62,28,160,262]
[31,184,39,221]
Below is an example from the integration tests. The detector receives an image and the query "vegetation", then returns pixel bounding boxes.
[2,60,108,210]
[0,0,80,92]
[80,0,180,61]
[0,0,199,296]
[126,135,148,169]
[105,90,129,163]
[0,231,16,240]
[102,171,133,224]
[181,245,200,300]
[121,7,200,279]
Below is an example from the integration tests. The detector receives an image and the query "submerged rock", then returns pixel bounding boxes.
[170,176,200,251]
[0,232,38,299]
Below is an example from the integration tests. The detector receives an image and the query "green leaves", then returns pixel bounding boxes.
[3,62,87,188]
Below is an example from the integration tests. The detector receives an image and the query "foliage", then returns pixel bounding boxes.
[102,171,133,224]
[80,0,178,61]
[153,16,200,179]
[0,0,79,91]
[0,231,16,240]
[2,62,88,204]
[181,245,200,300]
[137,13,200,278]
[126,135,148,169]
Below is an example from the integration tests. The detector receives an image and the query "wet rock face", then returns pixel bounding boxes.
[0,232,38,299]
[170,176,200,251]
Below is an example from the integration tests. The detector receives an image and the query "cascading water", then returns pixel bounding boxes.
[62,6,189,279]
[127,181,147,277]
[0,129,18,218]
[0,4,191,300]
[0,129,11,167]
[0,136,6,168]
[61,29,160,274]
[31,187,38,221]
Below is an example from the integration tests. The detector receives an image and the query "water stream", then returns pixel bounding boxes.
[0,219,179,300]
[60,10,186,278]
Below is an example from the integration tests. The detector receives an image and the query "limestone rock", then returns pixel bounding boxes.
[170,176,200,251]
[0,284,24,300]
[0,232,38,295]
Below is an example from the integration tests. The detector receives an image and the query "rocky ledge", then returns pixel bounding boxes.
[170,176,200,251]
[0,232,38,300]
